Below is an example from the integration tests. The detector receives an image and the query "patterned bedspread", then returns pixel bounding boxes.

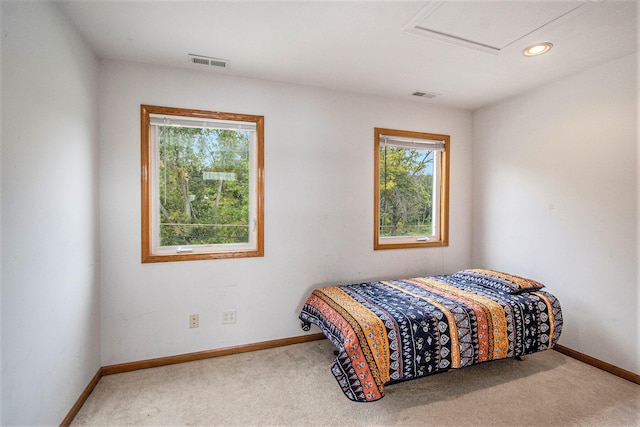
[299,269,563,402]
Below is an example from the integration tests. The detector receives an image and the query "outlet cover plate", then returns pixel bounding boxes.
[189,314,199,328]
[222,310,236,324]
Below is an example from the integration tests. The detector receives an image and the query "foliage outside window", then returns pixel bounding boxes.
[141,105,264,262]
[374,127,449,250]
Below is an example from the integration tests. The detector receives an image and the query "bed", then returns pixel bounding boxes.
[299,269,563,402]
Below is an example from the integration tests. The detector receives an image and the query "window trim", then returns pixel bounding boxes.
[141,105,264,263]
[374,127,450,250]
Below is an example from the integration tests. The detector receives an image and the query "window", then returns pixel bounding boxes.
[374,127,449,250]
[141,105,264,262]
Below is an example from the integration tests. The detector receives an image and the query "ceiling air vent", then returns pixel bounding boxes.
[188,54,230,69]
[411,90,439,99]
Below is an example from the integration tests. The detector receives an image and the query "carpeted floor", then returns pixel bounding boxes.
[72,339,639,426]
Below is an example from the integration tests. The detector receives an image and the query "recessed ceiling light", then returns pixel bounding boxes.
[523,42,553,57]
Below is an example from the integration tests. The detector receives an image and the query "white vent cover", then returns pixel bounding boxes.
[188,54,230,68]
[411,90,439,99]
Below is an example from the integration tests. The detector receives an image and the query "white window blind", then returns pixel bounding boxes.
[380,134,445,151]
[150,114,256,131]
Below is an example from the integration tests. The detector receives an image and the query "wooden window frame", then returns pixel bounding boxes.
[141,105,264,263]
[374,127,450,250]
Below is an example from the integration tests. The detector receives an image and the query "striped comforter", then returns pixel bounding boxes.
[299,269,563,402]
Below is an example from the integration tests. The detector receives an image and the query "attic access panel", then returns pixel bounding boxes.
[404,0,594,54]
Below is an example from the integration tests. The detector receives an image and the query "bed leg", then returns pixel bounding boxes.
[516,355,527,362]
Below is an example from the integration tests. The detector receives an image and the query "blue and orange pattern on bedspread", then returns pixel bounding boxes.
[299,270,562,402]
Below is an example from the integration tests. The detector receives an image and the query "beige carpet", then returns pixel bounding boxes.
[72,339,639,426]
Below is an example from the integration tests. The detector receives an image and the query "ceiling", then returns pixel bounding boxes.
[59,0,638,110]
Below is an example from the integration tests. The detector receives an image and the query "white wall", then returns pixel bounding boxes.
[637,51,640,376]
[99,60,473,365]
[472,54,638,374]
[1,2,100,425]
[0,3,4,424]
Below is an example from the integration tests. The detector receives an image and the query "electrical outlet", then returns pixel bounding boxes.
[222,310,236,324]
[189,314,199,328]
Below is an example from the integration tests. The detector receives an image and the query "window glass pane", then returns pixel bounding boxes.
[155,124,252,247]
[379,145,435,238]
